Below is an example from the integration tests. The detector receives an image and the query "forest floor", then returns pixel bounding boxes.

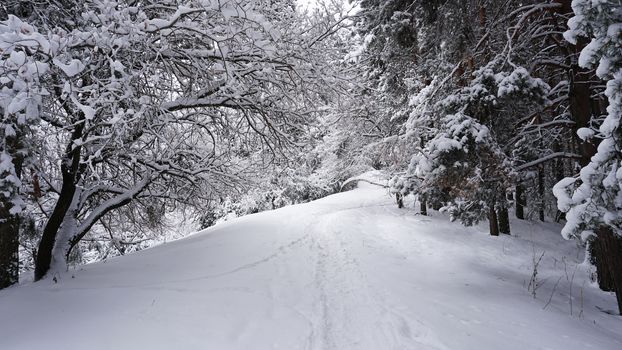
[1,183,621,349]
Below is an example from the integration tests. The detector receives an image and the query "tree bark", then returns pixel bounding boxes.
[538,166,545,222]
[0,132,24,289]
[34,168,77,281]
[396,193,404,208]
[498,206,510,235]
[489,206,499,236]
[34,122,84,281]
[419,196,427,216]
[432,195,443,210]
[590,238,614,292]
[594,226,622,315]
[569,70,598,167]
[0,211,19,289]
[515,183,525,220]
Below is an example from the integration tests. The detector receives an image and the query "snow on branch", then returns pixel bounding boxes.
[70,175,154,251]
[516,152,581,171]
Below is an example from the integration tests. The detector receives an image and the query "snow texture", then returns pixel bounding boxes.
[1,184,621,349]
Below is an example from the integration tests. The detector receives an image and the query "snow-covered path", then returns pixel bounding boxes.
[1,185,621,349]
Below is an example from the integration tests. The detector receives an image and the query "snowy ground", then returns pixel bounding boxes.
[1,184,621,350]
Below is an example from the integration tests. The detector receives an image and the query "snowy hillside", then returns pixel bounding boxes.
[1,183,621,350]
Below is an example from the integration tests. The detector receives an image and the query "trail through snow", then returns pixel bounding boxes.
[1,184,621,349]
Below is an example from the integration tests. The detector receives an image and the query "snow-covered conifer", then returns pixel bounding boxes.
[554,0,622,313]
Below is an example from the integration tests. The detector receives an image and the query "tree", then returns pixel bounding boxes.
[553,0,622,314]
[354,1,564,234]
[0,13,48,288]
[0,0,329,282]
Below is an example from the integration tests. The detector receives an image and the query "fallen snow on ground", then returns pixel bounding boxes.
[1,183,621,349]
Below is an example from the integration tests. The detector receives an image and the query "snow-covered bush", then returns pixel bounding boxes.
[198,167,335,228]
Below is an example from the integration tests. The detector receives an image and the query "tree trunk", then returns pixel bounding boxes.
[515,183,525,220]
[569,71,598,167]
[555,140,569,223]
[498,206,510,235]
[538,166,545,222]
[594,226,622,315]
[34,123,84,281]
[0,212,19,289]
[432,201,442,211]
[489,206,499,236]
[34,171,77,281]
[0,132,24,289]
[590,238,614,291]
[419,197,427,216]
[396,193,404,208]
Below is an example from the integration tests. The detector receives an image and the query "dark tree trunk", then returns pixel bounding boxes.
[498,206,510,235]
[553,142,567,222]
[432,201,442,211]
[593,226,622,315]
[538,167,545,222]
[0,211,19,289]
[396,193,404,208]
[515,183,526,220]
[34,122,84,281]
[569,71,598,167]
[0,132,24,289]
[419,197,427,216]
[590,238,614,291]
[489,206,499,236]
[34,167,78,281]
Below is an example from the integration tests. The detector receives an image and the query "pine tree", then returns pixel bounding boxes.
[554,0,622,314]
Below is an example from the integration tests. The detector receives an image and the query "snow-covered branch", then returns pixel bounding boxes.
[516,152,581,171]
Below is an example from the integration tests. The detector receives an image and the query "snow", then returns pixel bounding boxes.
[553,177,577,213]
[52,58,85,77]
[1,184,621,349]
[577,127,595,141]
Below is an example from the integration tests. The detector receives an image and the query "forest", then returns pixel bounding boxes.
[0,0,621,343]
